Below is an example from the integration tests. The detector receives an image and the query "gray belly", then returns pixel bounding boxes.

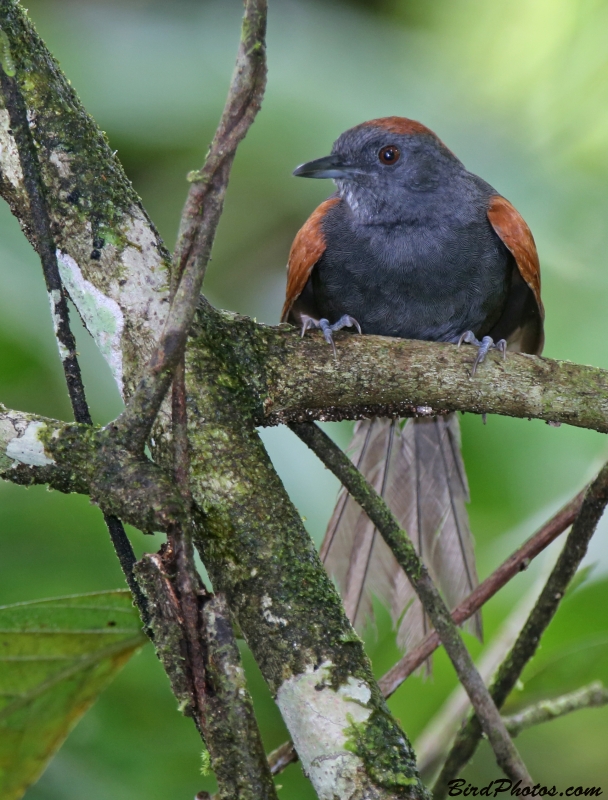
[312,220,513,343]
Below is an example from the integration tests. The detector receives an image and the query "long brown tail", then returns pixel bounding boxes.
[320,415,481,654]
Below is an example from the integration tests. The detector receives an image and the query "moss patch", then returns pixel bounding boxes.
[344,710,430,798]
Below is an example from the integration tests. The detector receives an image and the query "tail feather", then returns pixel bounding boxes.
[321,415,481,655]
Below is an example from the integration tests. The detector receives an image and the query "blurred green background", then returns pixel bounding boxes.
[2,0,608,797]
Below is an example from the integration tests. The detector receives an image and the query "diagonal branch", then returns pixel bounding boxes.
[0,54,149,624]
[290,421,532,785]
[114,0,267,452]
[433,461,608,798]
[379,488,585,694]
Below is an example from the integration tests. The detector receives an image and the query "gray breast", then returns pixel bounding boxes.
[312,197,513,342]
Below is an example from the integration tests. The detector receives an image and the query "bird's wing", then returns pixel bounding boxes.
[487,195,545,354]
[281,196,340,323]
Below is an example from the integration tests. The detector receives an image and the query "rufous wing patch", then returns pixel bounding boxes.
[281,197,340,323]
[487,195,544,320]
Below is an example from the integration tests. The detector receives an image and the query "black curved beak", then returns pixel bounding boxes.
[293,154,361,179]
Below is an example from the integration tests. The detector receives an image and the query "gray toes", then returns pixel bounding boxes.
[458,331,507,377]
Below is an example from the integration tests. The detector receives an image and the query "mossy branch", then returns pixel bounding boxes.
[188,312,608,434]
[0,405,186,533]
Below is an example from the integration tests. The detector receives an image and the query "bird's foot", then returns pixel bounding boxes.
[300,314,362,356]
[457,331,507,377]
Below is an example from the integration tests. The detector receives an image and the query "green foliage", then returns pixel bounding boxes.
[509,576,608,709]
[0,591,145,800]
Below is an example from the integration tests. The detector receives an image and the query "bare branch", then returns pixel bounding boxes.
[433,461,608,798]
[503,682,608,737]
[291,421,532,785]
[379,489,585,694]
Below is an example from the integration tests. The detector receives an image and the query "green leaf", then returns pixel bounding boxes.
[0,590,146,800]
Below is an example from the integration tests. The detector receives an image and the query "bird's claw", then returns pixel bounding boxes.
[300,314,362,357]
[457,331,506,377]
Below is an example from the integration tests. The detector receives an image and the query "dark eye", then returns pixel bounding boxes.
[378,145,400,165]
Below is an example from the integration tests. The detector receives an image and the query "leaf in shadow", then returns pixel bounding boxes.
[0,590,146,800]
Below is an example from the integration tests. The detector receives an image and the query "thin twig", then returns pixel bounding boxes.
[503,682,608,737]
[433,461,608,799]
[168,167,208,729]
[0,58,149,625]
[379,488,584,695]
[0,65,90,424]
[169,361,209,718]
[291,420,532,786]
[114,0,267,452]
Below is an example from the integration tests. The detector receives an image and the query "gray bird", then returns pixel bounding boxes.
[282,116,544,655]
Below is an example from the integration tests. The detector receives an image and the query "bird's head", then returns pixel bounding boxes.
[293,117,462,222]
